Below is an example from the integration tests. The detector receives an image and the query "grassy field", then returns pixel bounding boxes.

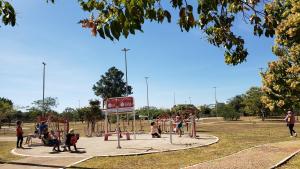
[75,120,298,169]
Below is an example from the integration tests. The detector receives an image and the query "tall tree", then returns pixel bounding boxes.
[261,0,300,113]
[86,99,102,134]
[242,87,264,116]
[93,67,132,104]
[198,105,213,117]
[32,97,58,112]
[61,107,76,121]
[0,97,14,128]
[76,108,86,123]
[228,95,245,114]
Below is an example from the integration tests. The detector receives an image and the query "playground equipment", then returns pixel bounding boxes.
[103,96,136,149]
[155,106,198,138]
[37,115,69,145]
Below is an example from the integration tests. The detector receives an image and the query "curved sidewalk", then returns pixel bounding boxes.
[185,140,300,169]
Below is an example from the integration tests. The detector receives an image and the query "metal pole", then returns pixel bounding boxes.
[121,48,130,96]
[122,48,130,125]
[145,77,150,119]
[117,109,121,149]
[259,68,265,121]
[169,117,172,144]
[189,97,192,104]
[133,110,136,140]
[42,62,46,117]
[173,92,176,106]
[214,87,217,118]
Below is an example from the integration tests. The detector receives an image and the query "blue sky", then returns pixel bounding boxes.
[0,1,276,112]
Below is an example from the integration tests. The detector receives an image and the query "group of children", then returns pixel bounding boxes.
[150,115,184,138]
[16,120,79,152]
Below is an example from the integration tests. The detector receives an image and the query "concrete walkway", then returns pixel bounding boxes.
[0,156,84,169]
[185,140,300,169]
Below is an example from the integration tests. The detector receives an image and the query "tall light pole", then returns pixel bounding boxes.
[42,62,46,117]
[121,48,130,96]
[188,97,192,104]
[122,48,130,125]
[145,77,150,119]
[213,87,217,118]
[173,92,176,106]
[259,67,267,121]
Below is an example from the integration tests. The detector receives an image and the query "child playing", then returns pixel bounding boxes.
[175,116,183,137]
[49,130,61,152]
[16,121,24,148]
[65,129,78,151]
[150,122,161,138]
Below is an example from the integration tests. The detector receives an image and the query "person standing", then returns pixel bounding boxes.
[285,110,297,137]
[175,116,183,137]
[16,121,24,148]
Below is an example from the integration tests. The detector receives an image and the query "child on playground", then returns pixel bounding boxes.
[150,122,161,138]
[65,129,78,151]
[16,120,24,148]
[49,130,61,152]
[175,116,183,137]
[285,110,297,137]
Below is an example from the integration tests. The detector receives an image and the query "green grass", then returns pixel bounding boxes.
[0,141,23,162]
[75,121,297,169]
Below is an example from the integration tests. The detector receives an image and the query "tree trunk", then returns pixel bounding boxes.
[91,120,96,133]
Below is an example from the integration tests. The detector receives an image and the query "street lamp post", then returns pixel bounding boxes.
[121,48,130,96]
[121,48,130,125]
[42,62,46,117]
[145,77,150,119]
[213,87,217,118]
[259,68,265,121]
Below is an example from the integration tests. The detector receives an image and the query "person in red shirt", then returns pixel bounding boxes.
[16,120,23,148]
[285,111,297,137]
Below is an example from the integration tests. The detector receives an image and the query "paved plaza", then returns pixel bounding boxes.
[12,133,218,158]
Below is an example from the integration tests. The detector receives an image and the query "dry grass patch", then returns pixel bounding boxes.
[278,152,300,169]
[0,141,23,162]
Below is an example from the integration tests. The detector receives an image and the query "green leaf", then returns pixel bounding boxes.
[97,26,105,39]
[104,24,114,40]
[164,10,171,23]
[110,21,120,40]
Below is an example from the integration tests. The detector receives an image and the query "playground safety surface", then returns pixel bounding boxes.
[11,133,219,158]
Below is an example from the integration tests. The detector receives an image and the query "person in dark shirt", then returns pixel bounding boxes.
[65,129,78,151]
[285,110,297,137]
[16,121,23,148]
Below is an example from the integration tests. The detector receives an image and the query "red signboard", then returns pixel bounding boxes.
[106,97,134,109]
